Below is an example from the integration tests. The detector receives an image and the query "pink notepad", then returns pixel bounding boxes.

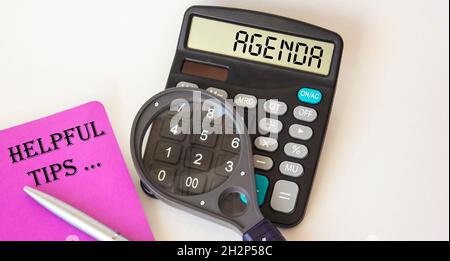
[0,101,153,241]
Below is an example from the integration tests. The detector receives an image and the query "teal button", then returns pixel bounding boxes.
[297,87,322,104]
[240,174,269,206]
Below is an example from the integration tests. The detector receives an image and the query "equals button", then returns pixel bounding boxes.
[270,180,299,214]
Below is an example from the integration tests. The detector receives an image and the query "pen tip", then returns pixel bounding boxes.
[23,186,32,193]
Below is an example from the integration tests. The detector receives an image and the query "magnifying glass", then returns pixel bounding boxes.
[130,87,285,241]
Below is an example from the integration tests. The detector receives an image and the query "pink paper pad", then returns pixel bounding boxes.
[0,101,153,241]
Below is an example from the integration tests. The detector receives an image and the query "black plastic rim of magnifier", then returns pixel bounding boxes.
[129,87,263,234]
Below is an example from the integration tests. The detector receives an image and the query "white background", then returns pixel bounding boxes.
[0,0,448,240]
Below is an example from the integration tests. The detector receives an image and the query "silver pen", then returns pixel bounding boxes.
[23,186,128,241]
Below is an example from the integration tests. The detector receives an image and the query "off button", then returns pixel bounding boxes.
[297,88,322,104]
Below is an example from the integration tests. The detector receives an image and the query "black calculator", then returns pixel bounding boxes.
[142,6,343,227]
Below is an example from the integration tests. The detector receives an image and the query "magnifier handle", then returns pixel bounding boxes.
[243,219,286,241]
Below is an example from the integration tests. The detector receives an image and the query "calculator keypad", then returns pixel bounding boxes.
[142,109,242,196]
[161,81,323,224]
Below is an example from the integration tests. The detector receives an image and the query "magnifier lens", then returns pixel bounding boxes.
[140,98,243,199]
[132,88,285,241]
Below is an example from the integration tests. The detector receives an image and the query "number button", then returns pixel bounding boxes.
[149,165,176,188]
[193,129,217,147]
[160,118,185,141]
[179,174,207,194]
[185,148,213,171]
[222,135,241,153]
[201,100,224,120]
[154,141,182,164]
[215,154,237,176]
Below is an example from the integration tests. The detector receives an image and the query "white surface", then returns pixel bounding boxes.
[0,0,448,241]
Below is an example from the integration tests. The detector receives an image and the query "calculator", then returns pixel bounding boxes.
[141,6,343,227]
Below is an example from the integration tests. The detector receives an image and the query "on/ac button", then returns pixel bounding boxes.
[297,87,322,104]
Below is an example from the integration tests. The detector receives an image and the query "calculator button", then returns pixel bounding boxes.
[253,155,273,171]
[259,118,283,134]
[254,136,278,152]
[222,135,241,153]
[293,106,317,122]
[279,161,304,178]
[284,142,308,159]
[179,174,207,194]
[176,81,199,88]
[241,174,269,206]
[169,99,190,117]
[270,180,299,214]
[263,100,287,116]
[289,124,313,141]
[215,154,237,176]
[184,148,213,171]
[154,141,182,163]
[206,87,228,99]
[297,87,322,104]
[234,93,257,108]
[149,165,176,189]
[160,118,186,141]
[255,174,269,206]
[201,99,225,120]
[192,129,217,147]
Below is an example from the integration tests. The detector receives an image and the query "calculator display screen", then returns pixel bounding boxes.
[187,16,334,76]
